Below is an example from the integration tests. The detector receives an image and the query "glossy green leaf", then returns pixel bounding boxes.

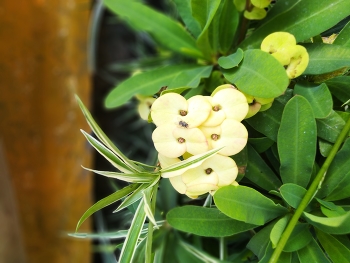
[245,99,285,141]
[247,221,276,259]
[316,110,345,143]
[278,96,317,188]
[303,210,350,234]
[76,96,139,172]
[218,0,239,54]
[319,201,346,218]
[297,238,331,263]
[81,130,134,174]
[223,49,289,98]
[334,21,350,47]
[82,166,158,183]
[319,139,350,201]
[105,64,212,108]
[114,183,149,212]
[103,0,203,58]
[293,82,333,119]
[248,137,274,153]
[316,230,350,263]
[280,184,308,210]
[245,144,281,191]
[259,241,292,263]
[303,43,350,75]
[214,185,288,225]
[166,206,256,237]
[192,0,221,59]
[319,139,333,157]
[283,224,312,252]
[175,241,204,263]
[270,215,290,248]
[240,0,350,49]
[326,76,350,103]
[75,184,139,231]
[173,0,201,38]
[218,48,243,69]
[119,199,147,263]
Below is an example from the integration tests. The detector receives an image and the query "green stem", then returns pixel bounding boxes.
[219,237,227,260]
[145,183,159,263]
[269,117,350,263]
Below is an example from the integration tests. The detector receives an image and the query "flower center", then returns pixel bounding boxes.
[177,137,186,143]
[205,168,213,174]
[179,121,189,128]
[179,110,187,116]
[211,134,220,141]
[212,105,221,112]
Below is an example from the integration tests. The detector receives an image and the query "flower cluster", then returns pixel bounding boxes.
[150,84,249,198]
[234,0,272,20]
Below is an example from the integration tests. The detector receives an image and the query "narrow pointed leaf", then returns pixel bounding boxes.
[214,185,288,225]
[103,0,203,58]
[119,199,147,263]
[166,206,257,237]
[223,49,289,98]
[303,210,350,234]
[142,186,158,228]
[82,166,158,183]
[114,183,150,213]
[293,82,333,119]
[173,0,201,38]
[247,222,276,259]
[76,96,139,172]
[303,43,350,75]
[75,183,139,231]
[278,96,317,188]
[240,0,350,49]
[105,64,212,108]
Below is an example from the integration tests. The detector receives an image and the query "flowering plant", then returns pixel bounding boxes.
[71,1,350,262]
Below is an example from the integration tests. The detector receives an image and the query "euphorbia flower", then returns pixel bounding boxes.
[202,85,249,126]
[152,124,208,158]
[159,154,238,199]
[200,119,248,156]
[151,93,212,128]
[135,94,156,121]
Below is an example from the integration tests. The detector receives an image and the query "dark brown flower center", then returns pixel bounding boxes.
[211,134,220,141]
[179,110,187,116]
[205,168,213,174]
[177,137,186,143]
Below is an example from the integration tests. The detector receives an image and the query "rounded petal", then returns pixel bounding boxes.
[199,125,221,149]
[169,176,187,194]
[255,97,274,105]
[261,32,296,53]
[212,88,249,122]
[210,119,248,156]
[245,102,261,119]
[204,155,238,187]
[285,45,309,79]
[137,97,156,120]
[152,125,186,158]
[173,127,209,155]
[259,101,273,112]
[182,95,212,127]
[151,93,188,126]
[201,96,226,127]
[185,169,219,196]
[244,6,266,20]
[158,154,180,168]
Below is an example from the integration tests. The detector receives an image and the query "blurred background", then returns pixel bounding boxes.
[0,0,168,262]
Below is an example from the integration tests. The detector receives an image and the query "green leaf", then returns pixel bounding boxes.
[223,49,289,98]
[81,130,135,174]
[297,238,331,263]
[218,0,239,54]
[259,241,292,263]
[166,206,257,237]
[218,48,244,69]
[283,224,312,252]
[75,183,139,231]
[334,21,350,47]
[319,138,333,157]
[326,76,350,103]
[316,230,350,263]
[319,139,350,201]
[214,185,288,225]
[76,96,139,172]
[160,147,223,177]
[192,0,221,59]
[240,0,350,49]
[245,144,281,191]
[278,96,317,188]
[318,200,346,218]
[279,183,314,213]
[303,210,350,234]
[142,186,157,228]
[105,64,212,108]
[293,82,333,119]
[247,221,276,259]
[316,110,345,143]
[119,199,147,263]
[248,137,274,153]
[114,183,149,212]
[270,215,291,248]
[303,43,350,75]
[82,166,158,183]
[245,99,285,141]
[103,0,203,58]
[173,0,201,38]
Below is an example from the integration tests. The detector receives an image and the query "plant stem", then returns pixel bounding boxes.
[145,183,159,263]
[219,237,227,260]
[269,117,350,263]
